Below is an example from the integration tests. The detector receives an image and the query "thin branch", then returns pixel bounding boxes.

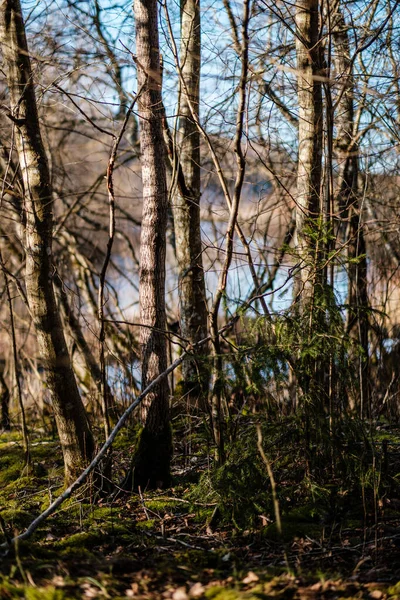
[98,89,143,440]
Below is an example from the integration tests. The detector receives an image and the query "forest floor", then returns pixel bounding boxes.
[1,422,400,599]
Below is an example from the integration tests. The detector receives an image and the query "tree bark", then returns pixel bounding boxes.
[132,0,172,488]
[294,0,323,302]
[293,0,325,416]
[0,0,94,484]
[172,0,209,403]
[332,0,369,415]
[0,369,10,431]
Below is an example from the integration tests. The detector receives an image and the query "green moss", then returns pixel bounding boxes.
[113,426,139,452]
[57,531,103,549]
[30,442,60,461]
[59,546,96,560]
[0,459,25,486]
[136,519,156,530]
[283,504,324,523]
[0,508,35,529]
[145,499,181,513]
[193,506,214,524]
[0,431,23,444]
[205,587,241,600]
[204,586,271,600]
[0,437,60,491]
[388,582,400,597]
[0,577,23,597]
[25,586,66,600]
[0,579,68,600]
[173,380,186,400]
[91,506,115,520]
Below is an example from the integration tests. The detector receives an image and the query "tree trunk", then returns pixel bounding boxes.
[132,0,172,489]
[332,0,369,415]
[0,370,10,431]
[294,0,323,302]
[0,0,94,484]
[172,0,209,404]
[294,0,325,415]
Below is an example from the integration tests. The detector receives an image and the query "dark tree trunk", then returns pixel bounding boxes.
[132,0,172,489]
[172,0,209,404]
[332,0,369,415]
[0,370,10,431]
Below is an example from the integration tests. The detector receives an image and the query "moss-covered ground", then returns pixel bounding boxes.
[2,421,400,599]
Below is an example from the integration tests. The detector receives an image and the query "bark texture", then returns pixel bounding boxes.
[332,0,369,414]
[173,0,209,401]
[133,0,171,488]
[0,0,94,483]
[295,0,323,300]
[293,0,326,415]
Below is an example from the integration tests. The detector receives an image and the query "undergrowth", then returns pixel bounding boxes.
[1,410,400,598]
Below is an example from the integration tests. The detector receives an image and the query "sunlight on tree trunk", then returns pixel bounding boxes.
[0,0,94,484]
[332,0,369,416]
[294,0,323,304]
[173,0,209,405]
[132,0,172,489]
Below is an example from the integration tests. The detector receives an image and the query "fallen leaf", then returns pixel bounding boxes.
[172,587,188,600]
[189,582,205,598]
[370,591,383,599]
[81,583,100,598]
[243,572,259,585]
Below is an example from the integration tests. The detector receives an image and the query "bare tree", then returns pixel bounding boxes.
[172,0,209,402]
[331,0,369,415]
[294,0,323,303]
[132,0,171,488]
[0,0,94,484]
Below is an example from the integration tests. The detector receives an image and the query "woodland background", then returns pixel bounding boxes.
[2,0,400,597]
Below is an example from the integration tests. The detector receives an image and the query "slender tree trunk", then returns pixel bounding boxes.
[332,0,369,415]
[0,0,94,484]
[294,0,325,418]
[0,370,10,431]
[294,0,323,303]
[172,0,209,403]
[132,0,172,488]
